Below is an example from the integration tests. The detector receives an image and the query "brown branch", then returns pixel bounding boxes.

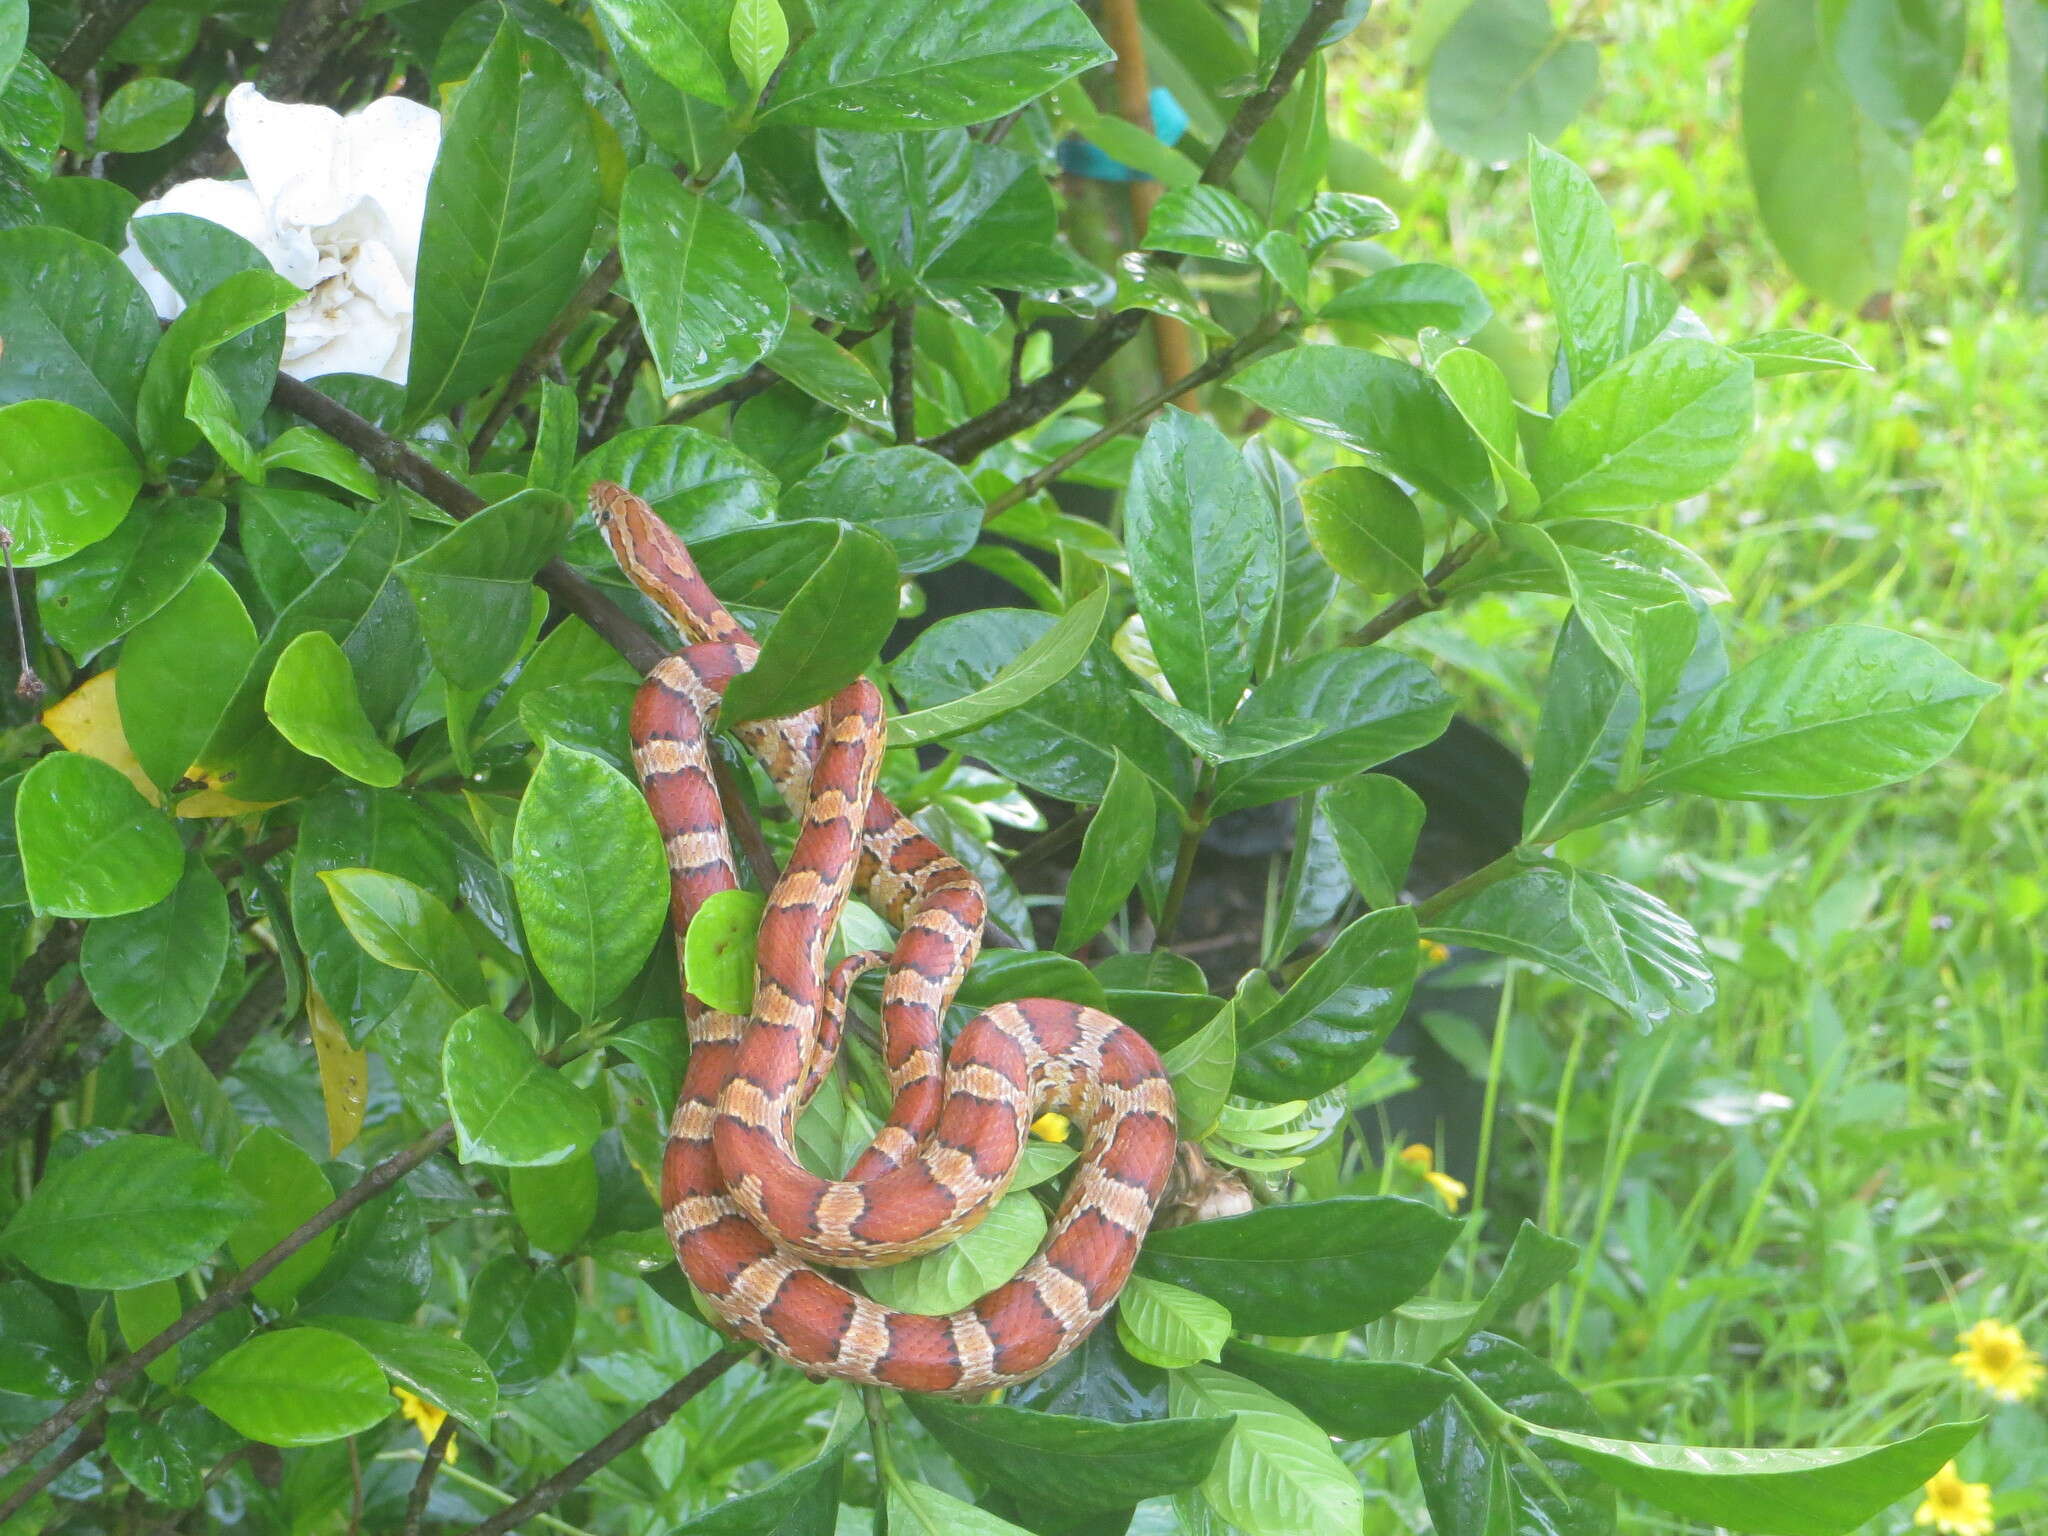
[980,311,1292,522]
[0,1122,456,1483]
[889,303,917,444]
[661,319,886,428]
[260,0,367,101]
[52,0,152,84]
[588,325,651,450]
[1343,533,1492,647]
[453,1350,748,1536]
[401,1416,458,1536]
[470,250,623,470]
[0,1419,104,1526]
[919,0,1348,467]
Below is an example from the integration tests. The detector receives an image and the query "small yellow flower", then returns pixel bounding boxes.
[1915,1462,1992,1536]
[1952,1319,2045,1403]
[393,1387,457,1463]
[1418,938,1450,966]
[1030,1112,1071,1143]
[1397,1144,1467,1213]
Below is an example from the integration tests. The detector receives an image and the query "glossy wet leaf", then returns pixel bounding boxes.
[623,163,789,395]
[1115,1276,1232,1369]
[38,497,223,659]
[1645,624,1997,800]
[408,20,601,421]
[1233,345,1496,518]
[1161,1001,1235,1140]
[320,867,487,1008]
[672,1447,843,1533]
[1324,262,1492,339]
[1053,750,1154,951]
[461,1256,577,1394]
[509,1155,599,1255]
[508,739,665,1016]
[1129,691,1318,765]
[135,267,300,469]
[889,584,1108,748]
[782,446,980,574]
[765,0,1111,130]
[80,857,230,1054]
[1169,1364,1363,1536]
[15,751,182,918]
[573,427,779,542]
[1322,773,1424,909]
[593,0,736,107]
[685,888,766,1014]
[265,631,403,787]
[909,1394,1230,1510]
[1236,905,1421,1100]
[1122,410,1281,722]
[1221,1340,1456,1439]
[0,398,142,566]
[227,1125,338,1307]
[187,1329,393,1447]
[1299,465,1427,595]
[1729,329,1873,377]
[0,1133,250,1289]
[888,1479,1034,1536]
[720,523,897,722]
[1138,1196,1458,1334]
[97,76,193,152]
[310,1316,499,1434]
[764,322,887,429]
[444,1006,602,1168]
[104,1413,201,1508]
[399,489,572,690]
[863,1189,1044,1314]
[1530,140,1627,389]
[0,225,158,446]
[0,1280,90,1397]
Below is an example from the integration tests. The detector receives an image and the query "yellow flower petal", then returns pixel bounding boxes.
[1952,1318,2044,1403]
[1397,1143,1434,1172]
[1030,1112,1071,1144]
[1916,1462,1992,1536]
[393,1387,456,1463]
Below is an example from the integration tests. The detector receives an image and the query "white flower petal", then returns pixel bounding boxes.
[283,291,407,382]
[134,178,273,253]
[224,83,351,233]
[341,95,441,278]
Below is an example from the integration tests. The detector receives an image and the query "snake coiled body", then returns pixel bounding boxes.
[592,483,1177,1394]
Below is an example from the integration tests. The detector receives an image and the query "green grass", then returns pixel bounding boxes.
[1327,0,2048,1526]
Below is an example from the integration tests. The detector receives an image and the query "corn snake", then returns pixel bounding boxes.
[592,482,1177,1394]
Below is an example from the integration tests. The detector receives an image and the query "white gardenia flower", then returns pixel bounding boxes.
[121,83,441,384]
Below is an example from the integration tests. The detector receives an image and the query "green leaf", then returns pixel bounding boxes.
[16,752,182,918]
[408,20,601,420]
[1233,346,1496,518]
[1427,859,1714,1024]
[1161,1001,1235,1140]
[38,497,222,659]
[227,1125,338,1307]
[1729,329,1873,378]
[685,888,766,1014]
[80,857,230,1055]
[1221,1340,1456,1439]
[184,361,263,481]
[1432,345,1538,517]
[1820,0,1964,143]
[461,1256,576,1394]
[512,742,671,1017]
[320,867,486,1007]
[1301,191,1401,252]
[1645,624,1996,800]
[909,1394,1230,1511]
[308,1316,499,1435]
[98,76,193,153]
[1471,1219,1581,1332]
[1236,906,1421,1100]
[623,163,790,395]
[1324,262,1492,340]
[0,2,25,93]
[1533,338,1755,515]
[509,1155,598,1255]
[1138,1196,1458,1334]
[1123,410,1281,722]
[444,1006,602,1167]
[136,268,301,470]
[0,48,62,176]
[593,0,736,106]
[1053,750,1154,952]
[765,0,1112,130]
[1146,185,1264,263]
[1112,253,1228,337]
[1426,0,1599,165]
[765,323,888,429]
[1169,1364,1363,1536]
[259,426,378,497]
[1298,466,1427,595]
[1130,691,1319,766]
[0,225,158,447]
[1538,1417,1981,1536]
[398,488,572,691]
[728,0,788,96]
[1323,773,1424,909]
[1742,0,1911,308]
[863,1190,1045,1314]
[890,584,1108,748]
[572,427,779,542]
[783,447,981,574]
[187,1329,393,1447]
[672,1449,843,1534]
[0,398,141,566]
[893,607,1183,802]
[720,523,897,722]
[888,1480,1034,1536]
[1115,1276,1232,1369]
[117,563,258,795]
[104,1413,200,1509]
[0,1278,90,1397]
[1529,140,1627,389]
[0,1133,250,1289]
[264,632,403,787]
[112,1282,183,1387]
[153,1041,239,1161]
[1211,649,1453,817]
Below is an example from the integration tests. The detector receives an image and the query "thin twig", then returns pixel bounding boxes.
[52,0,153,84]
[401,1416,459,1536]
[980,312,1292,522]
[1343,533,1492,647]
[1152,766,1216,949]
[0,1123,456,1483]
[470,251,623,469]
[918,0,1347,466]
[889,303,917,443]
[452,1350,748,1536]
[0,1419,104,1525]
[589,325,651,449]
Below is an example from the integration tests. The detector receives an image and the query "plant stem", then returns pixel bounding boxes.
[0,1122,457,1483]
[889,303,917,444]
[400,1415,457,1536]
[1411,849,1526,928]
[863,1388,898,1536]
[469,250,622,469]
[0,1419,104,1525]
[1152,765,1217,949]
[452,1350,748,1536]
[1344,532,1494,647]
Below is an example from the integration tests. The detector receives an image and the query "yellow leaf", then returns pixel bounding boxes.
[309,987,368,1156]
[41,672,159,804]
